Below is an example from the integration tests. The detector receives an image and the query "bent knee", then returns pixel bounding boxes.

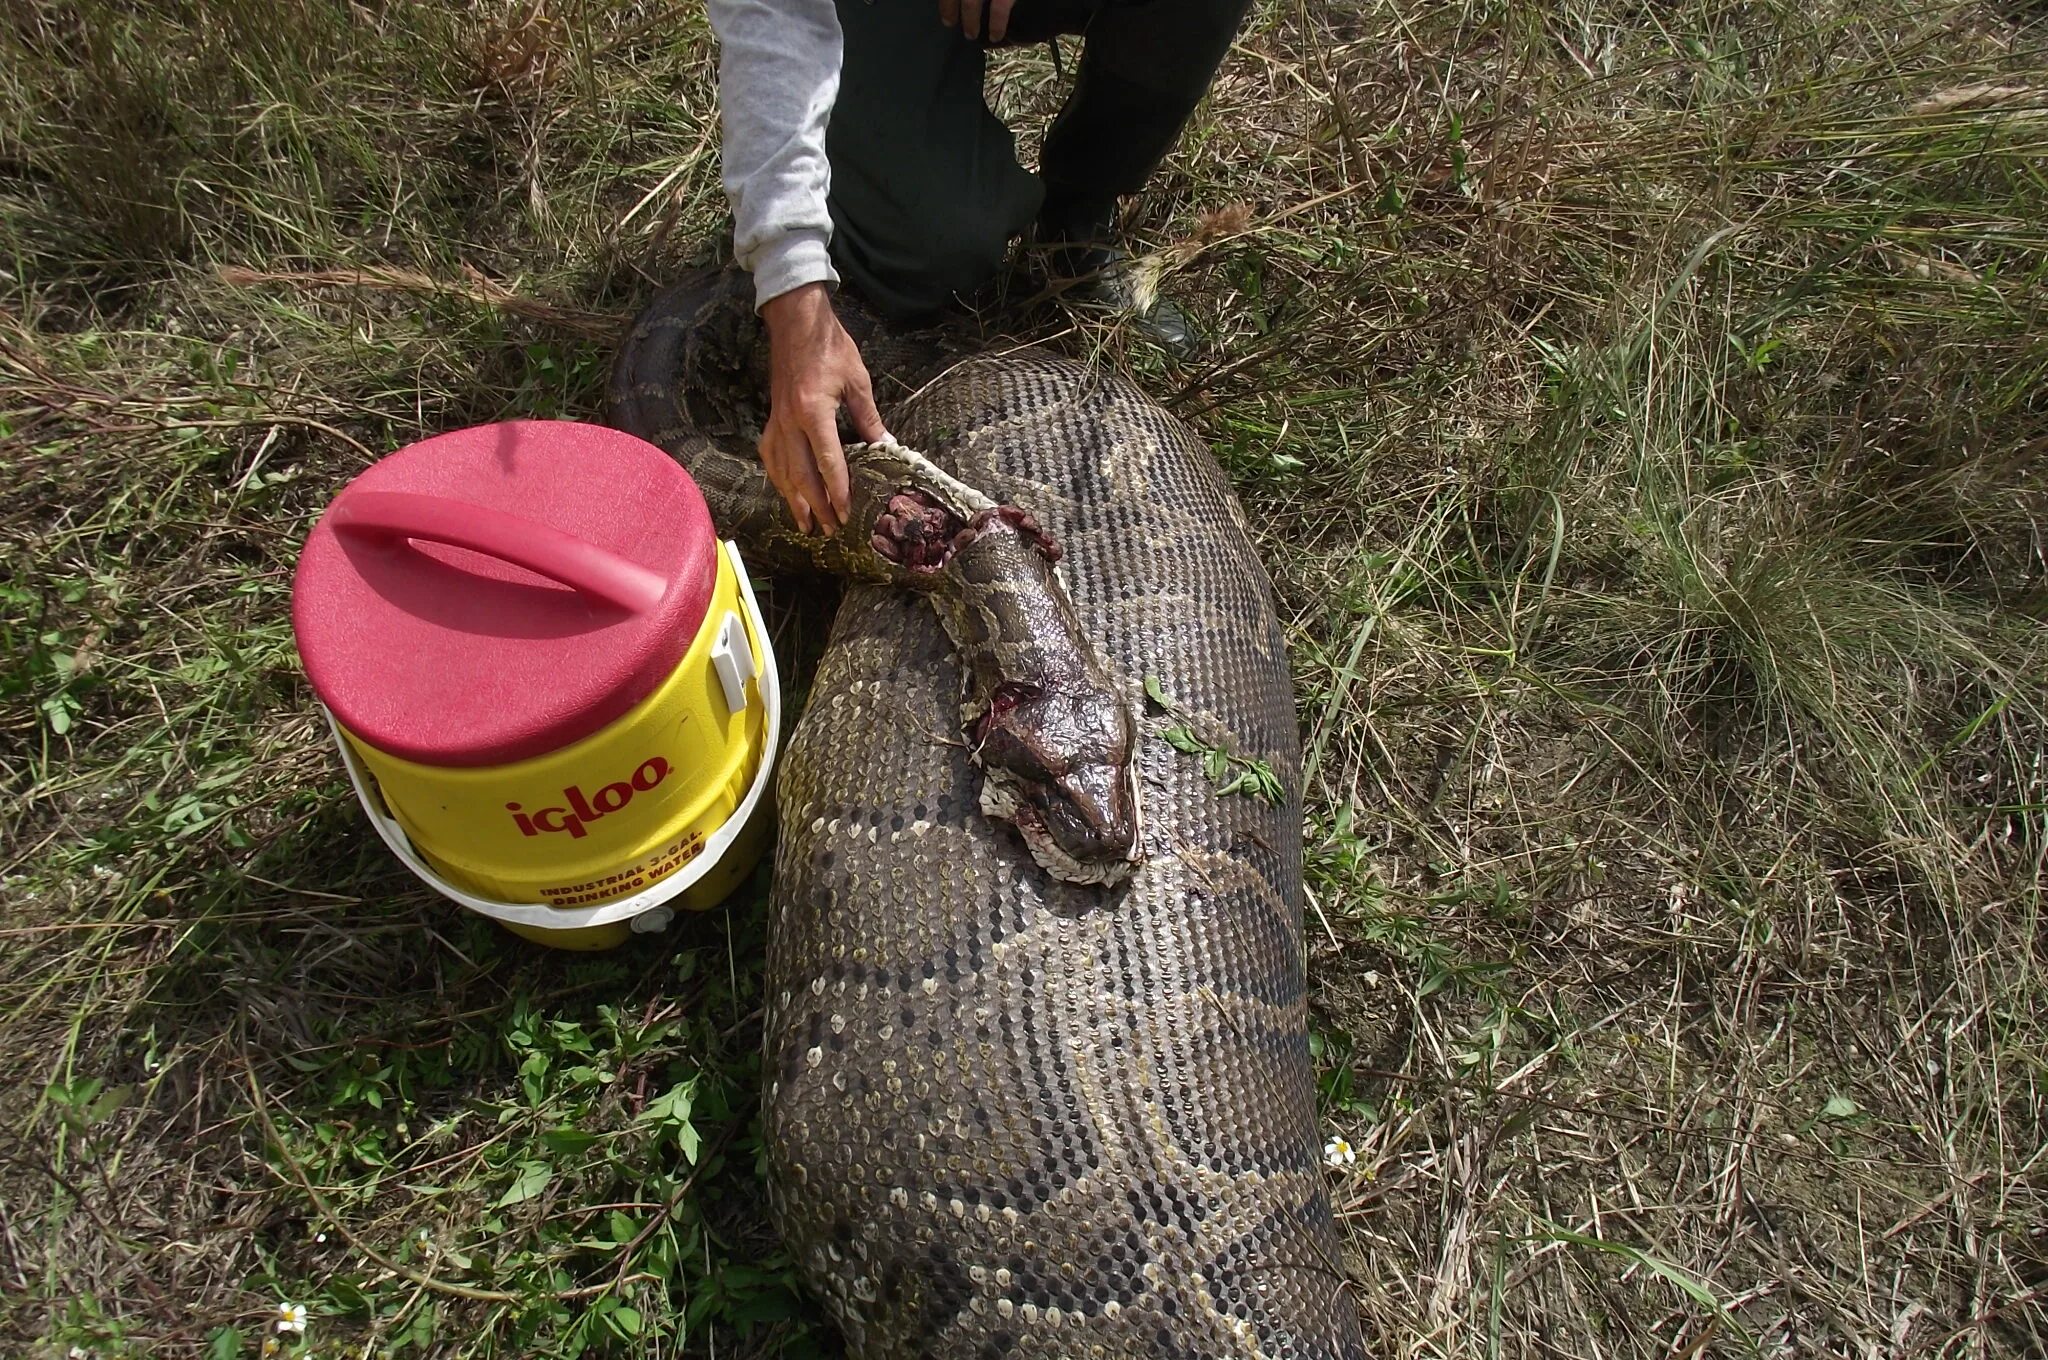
[830,185,1033,315]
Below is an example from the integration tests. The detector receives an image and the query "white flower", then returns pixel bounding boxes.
[261,1339,281,1358]
[314,1231,327,1243]
[1324,1136,1357,1167]
[69,1348,93,1360]
[276,1302,308,1334]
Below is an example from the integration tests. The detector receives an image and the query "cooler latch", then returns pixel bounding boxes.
[710,611,757,715]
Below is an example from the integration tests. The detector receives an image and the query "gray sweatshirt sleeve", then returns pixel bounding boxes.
[706,0,842,310]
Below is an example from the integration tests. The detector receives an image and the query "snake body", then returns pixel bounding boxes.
[610,270,1364,1359]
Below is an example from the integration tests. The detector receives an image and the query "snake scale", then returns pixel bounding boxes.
[610,268,1365,1359]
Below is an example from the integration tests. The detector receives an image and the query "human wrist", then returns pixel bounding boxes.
[761,281,831,334]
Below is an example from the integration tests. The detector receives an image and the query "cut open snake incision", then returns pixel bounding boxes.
[870,488,965,570]
[608,267,1366,1360]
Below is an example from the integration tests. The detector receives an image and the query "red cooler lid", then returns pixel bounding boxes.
[292,420,717,768]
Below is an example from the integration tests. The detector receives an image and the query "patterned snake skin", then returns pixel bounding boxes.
[609,270,1365,1359]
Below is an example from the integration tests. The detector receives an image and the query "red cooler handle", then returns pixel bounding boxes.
[332,490,667,613]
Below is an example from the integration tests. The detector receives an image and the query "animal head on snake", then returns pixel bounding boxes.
[973,680,1139,884]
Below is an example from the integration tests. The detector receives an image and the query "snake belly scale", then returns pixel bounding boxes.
[610,273,1365,1359]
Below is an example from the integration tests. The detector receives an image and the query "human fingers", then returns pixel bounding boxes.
[938,0,961,31]
[797,400,848,535]
[959,0,983,40]
[758,423,815,534]
[844,365,887,446]
[987,0,1014,41]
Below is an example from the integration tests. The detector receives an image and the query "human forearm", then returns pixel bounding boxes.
[706,0,843,309]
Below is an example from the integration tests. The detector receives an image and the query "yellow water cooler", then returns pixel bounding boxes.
[290,420,779,949]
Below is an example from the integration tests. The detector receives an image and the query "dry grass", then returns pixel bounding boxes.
[2,0,2044,1357]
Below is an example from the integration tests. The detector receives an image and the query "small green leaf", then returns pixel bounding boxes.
[607,1210,640,1243]
[396,1300,438,1352]
[607,1305,643,1338]
[325,1276,376,1312]
[1143,674,1176,711]
[640,1080,695,1126]
[87,1083,134,1124]
[205,1326,245,1360]
[494,1160,553,1208]
[47,1076,103,1109]
[1162,726,1206,754]
[1245,762,1284,803]
[640,1080,701,1160]
[542,1127,602,1155]
[1820,1094,1860,1121]
[518,1051,549,1105]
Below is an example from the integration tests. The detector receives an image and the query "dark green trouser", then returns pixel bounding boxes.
[826,0,1253,318]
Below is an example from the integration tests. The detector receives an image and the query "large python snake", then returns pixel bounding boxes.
[610,268,1365,1359]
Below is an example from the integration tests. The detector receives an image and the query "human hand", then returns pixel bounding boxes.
[759,282,886,536]
[938,0,1015,42]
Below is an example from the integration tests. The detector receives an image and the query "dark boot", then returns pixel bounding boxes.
[1035,211,1200,358]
